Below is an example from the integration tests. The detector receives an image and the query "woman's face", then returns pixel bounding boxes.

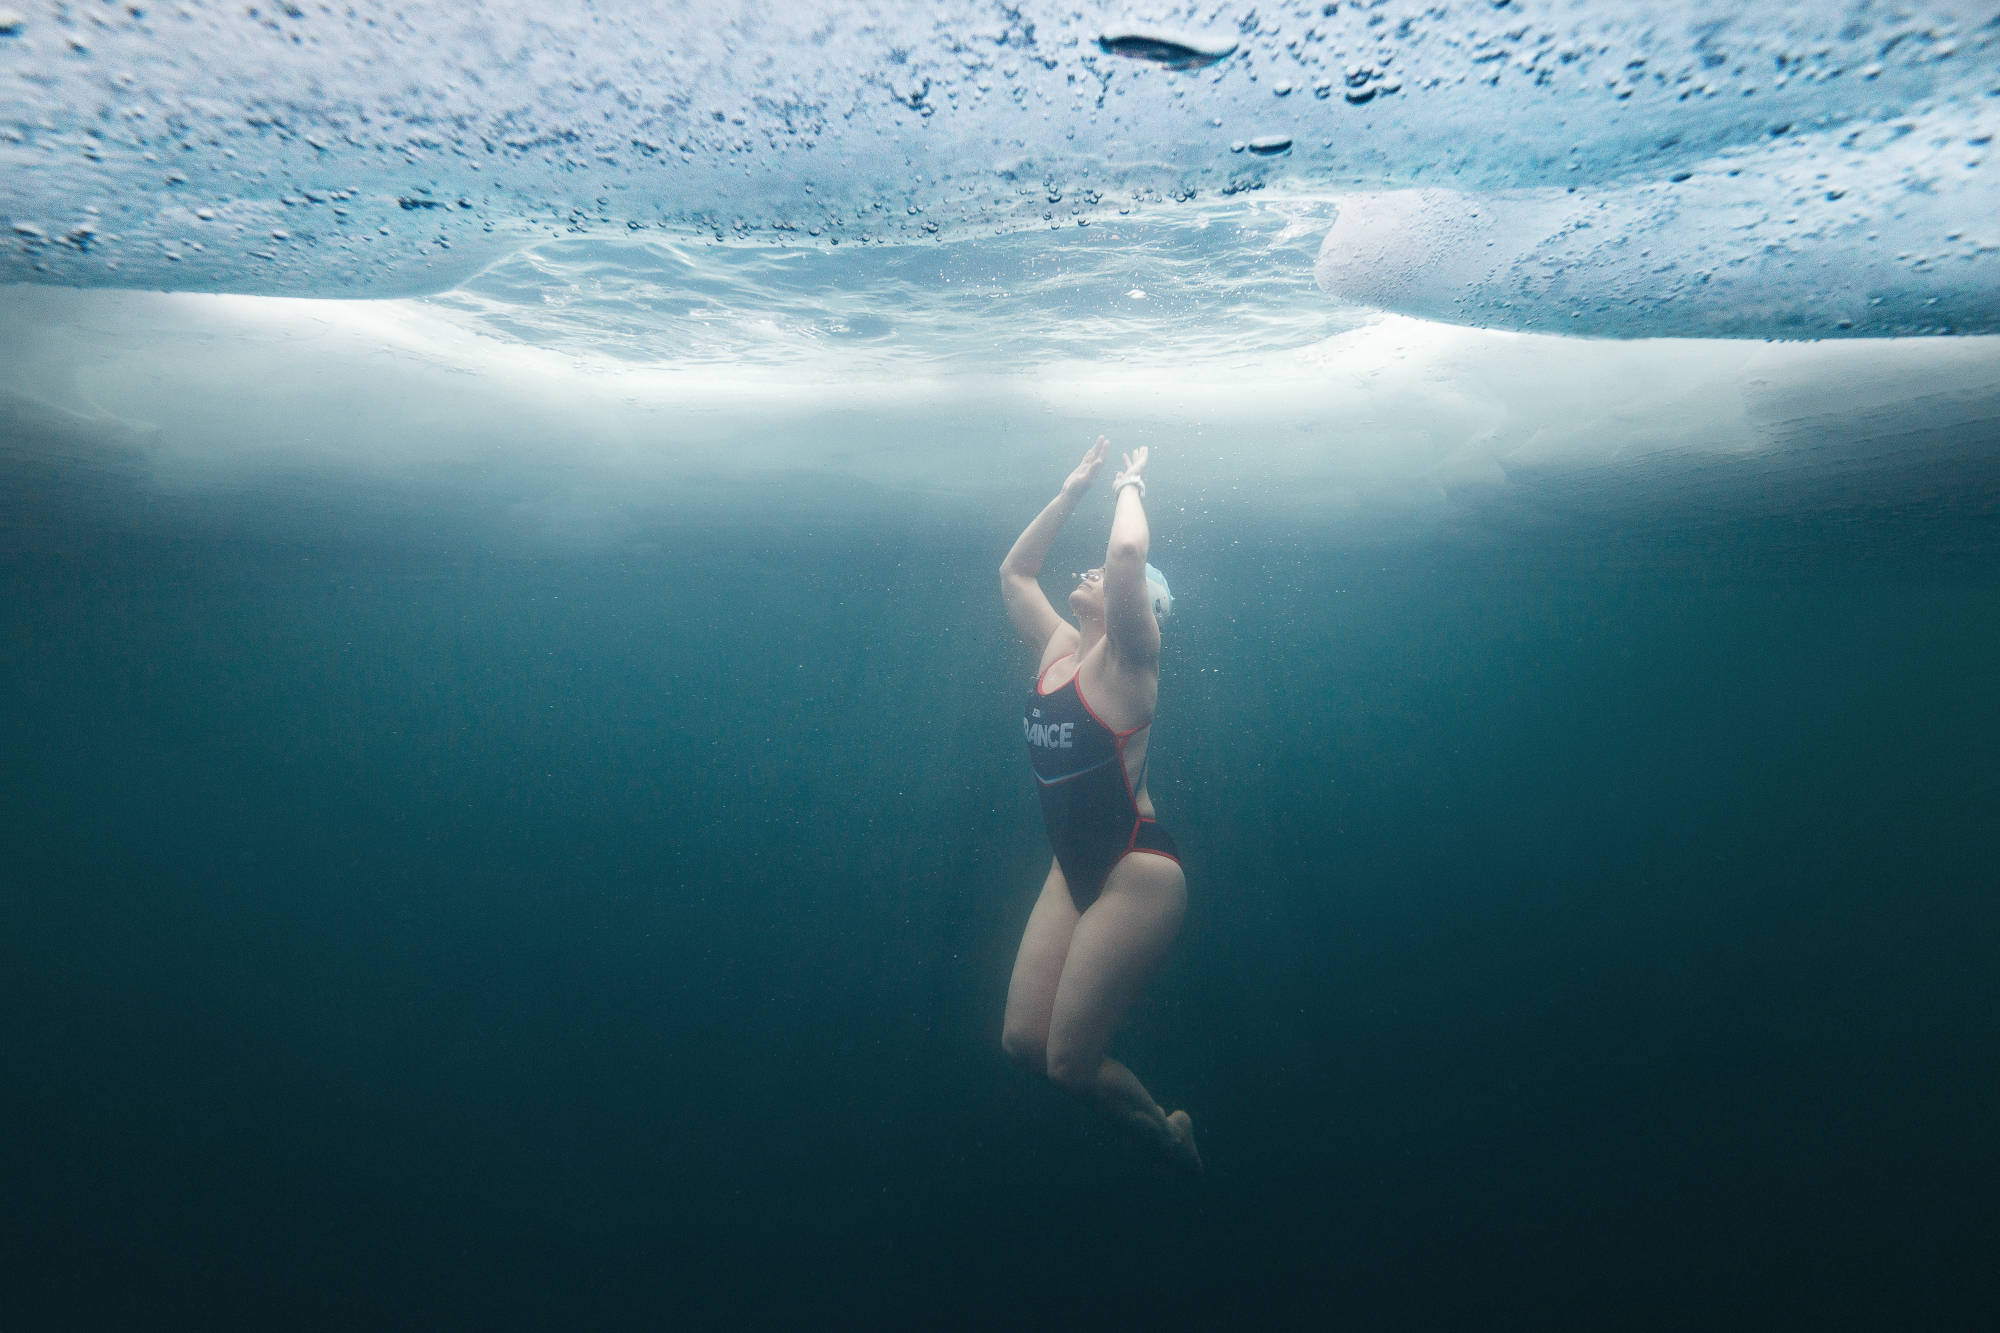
[1068,567,1104,619]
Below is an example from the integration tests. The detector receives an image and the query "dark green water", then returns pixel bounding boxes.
[3,446,1998,1330]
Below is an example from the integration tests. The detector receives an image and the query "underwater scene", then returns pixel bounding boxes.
[3,2,1997,1328]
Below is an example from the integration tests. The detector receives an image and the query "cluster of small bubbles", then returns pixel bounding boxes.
[1340,61,1400,104]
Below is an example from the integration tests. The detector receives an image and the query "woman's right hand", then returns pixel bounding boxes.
[1062,435,1111,497]
[1112,444,1149,491]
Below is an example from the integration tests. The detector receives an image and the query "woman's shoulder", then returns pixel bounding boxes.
[1076,644,1157,731]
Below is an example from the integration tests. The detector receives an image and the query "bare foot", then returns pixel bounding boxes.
[1165,1109,1203,1173]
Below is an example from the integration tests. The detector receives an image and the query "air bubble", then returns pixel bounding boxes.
[1096,25,1238,70]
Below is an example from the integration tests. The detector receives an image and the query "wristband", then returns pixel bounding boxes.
[1115,476,1145,499]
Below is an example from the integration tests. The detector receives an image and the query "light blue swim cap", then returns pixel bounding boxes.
[1145,563,1173,622]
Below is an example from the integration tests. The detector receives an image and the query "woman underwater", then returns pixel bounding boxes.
[998,436,1201,1171]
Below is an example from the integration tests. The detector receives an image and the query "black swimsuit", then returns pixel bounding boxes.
[1024,657,1181,910]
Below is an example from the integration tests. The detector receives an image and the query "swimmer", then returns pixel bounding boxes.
[999,436,1200,1171]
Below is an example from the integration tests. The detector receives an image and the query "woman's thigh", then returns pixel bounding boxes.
[1045,853,1187,1075]
[1002,859,1079,1060]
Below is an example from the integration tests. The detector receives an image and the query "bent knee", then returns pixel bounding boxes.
[1043,1047,1099,1095]
[1001,1024,1046,1071]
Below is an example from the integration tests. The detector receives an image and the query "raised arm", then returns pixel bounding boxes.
[1000,436,1108,651]
[1102,447,1160,663]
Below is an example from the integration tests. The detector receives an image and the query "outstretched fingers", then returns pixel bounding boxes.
[1065,436,1111,494]
[1121,446,1148,475]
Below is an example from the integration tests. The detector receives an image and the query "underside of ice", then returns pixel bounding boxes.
[2,0,1995,340]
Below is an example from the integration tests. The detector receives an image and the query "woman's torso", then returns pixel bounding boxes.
[1028,641,1156,817]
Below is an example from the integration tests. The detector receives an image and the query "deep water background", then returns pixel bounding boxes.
[3,442,1998,1332]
